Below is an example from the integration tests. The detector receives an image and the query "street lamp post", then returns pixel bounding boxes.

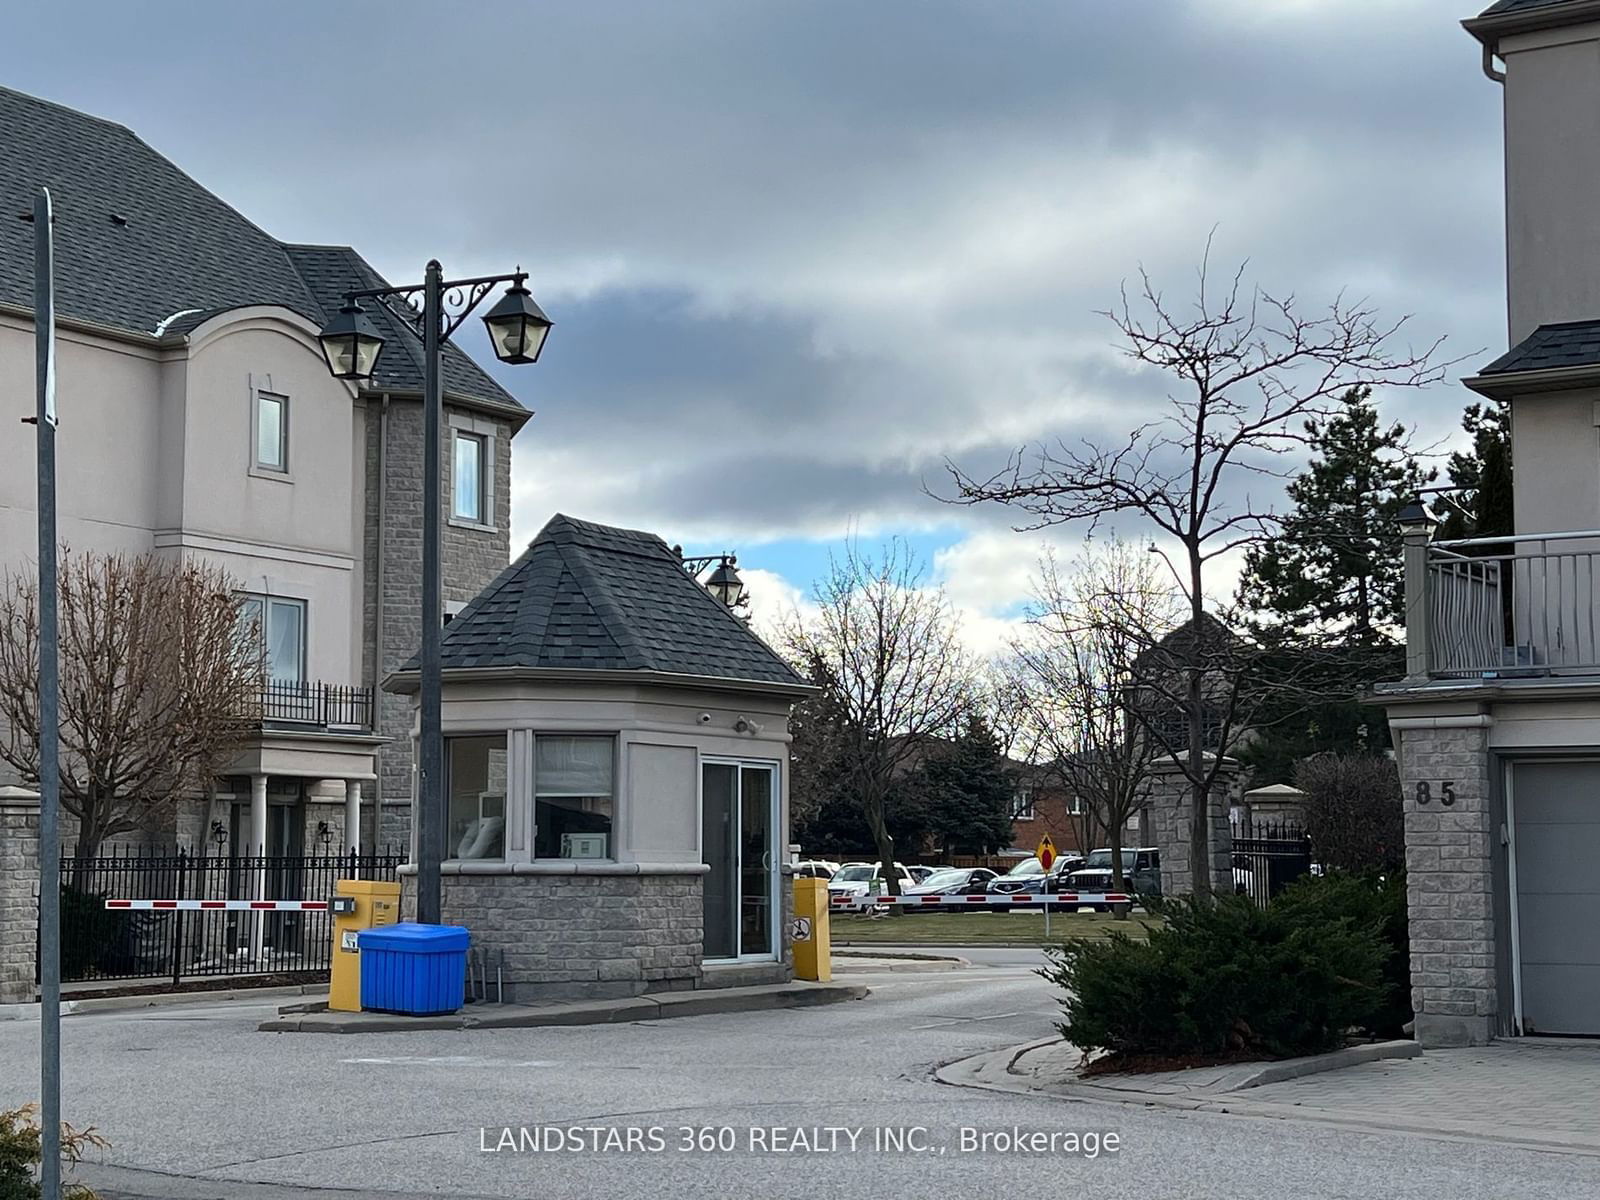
[318,261,550,926]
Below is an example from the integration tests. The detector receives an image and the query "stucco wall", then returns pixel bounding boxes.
[1507,389,1600,538]
[1503,22,1600,344]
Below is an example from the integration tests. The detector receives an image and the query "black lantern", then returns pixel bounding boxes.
[317,299,385,381]
[210,819,227,850]
[705,558,745,608]
[316,820,333,847]
[482,279,553,364]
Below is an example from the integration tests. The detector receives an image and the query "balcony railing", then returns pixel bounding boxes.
[259,680,374,731]
[1421,531,1600,677]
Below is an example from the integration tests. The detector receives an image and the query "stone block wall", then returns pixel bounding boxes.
[364,397,515,849]
[1148,759,1236,898]
[0,789,41,1005]
[1391,720,1499,1047]
[402,866,706,1001]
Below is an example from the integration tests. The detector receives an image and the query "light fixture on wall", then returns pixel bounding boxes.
[210,819,227,852]
[316,820,333,848]
[677,550,748,611]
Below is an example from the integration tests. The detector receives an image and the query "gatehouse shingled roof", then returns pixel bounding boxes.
[397,515,809,692]
[0,85,524,417]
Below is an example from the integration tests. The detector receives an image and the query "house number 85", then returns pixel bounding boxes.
[1415,781,1457,807]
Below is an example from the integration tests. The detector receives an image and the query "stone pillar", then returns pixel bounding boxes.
[1148,755,1236,898]
[1391,715,1499,1047]
[0,787,41,1005]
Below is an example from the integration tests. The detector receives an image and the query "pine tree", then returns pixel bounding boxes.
[1238,386,1434,644]
[1235,387,1432,785]
[914,717,1017,859]
[1438,399,1512,541]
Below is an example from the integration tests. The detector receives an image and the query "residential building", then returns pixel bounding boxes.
[0,85,529,858]
[1380,0,1600,1044]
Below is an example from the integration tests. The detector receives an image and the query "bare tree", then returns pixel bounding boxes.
[782,541,974,896]
[0,551,262,857]
[949,255,1450,896]
[1009,540,1185,888]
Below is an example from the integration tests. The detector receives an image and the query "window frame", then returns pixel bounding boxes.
[532,732,617,862]
[450,430,490,526]
[1010,788,1035,821]
[237,591,306,683]
[252,390,290,477]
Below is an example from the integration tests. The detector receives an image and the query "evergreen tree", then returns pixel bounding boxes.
[1238,386,1433,644]
[1235,387,1431,783]
[1438,398,1512,541]
[912,716,1017,859]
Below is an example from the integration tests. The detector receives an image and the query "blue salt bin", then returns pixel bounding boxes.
[357,923,470,1016]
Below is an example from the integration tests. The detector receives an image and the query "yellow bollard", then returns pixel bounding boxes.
[329,879,400,1011]
[790,877,832,982]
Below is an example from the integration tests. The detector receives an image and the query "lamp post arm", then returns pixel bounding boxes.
[343,269,529,346]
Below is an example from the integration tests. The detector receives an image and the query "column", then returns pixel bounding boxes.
[0,787,41,1005]
[250,774,267,963]
[345,780,363,875]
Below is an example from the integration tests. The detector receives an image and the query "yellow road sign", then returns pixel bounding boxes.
[1036,834,1056,873]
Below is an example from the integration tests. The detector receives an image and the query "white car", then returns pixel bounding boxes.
[826,862,914,906]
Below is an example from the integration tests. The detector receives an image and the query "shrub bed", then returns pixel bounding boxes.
[1042,874,1409,1065]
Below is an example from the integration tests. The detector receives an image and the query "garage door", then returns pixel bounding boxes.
[1513,761,1600,1036]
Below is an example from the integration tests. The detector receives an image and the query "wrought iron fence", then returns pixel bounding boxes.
[1230,818,1313,907]
[260,680,374,729]
[51,845,404,985]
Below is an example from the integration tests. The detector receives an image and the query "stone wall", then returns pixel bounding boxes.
[363,397,515,848]
[402,866,707,1001]
[1391,720,1499,1047]
[1147,757,1236,898]
[0,788,40,1005]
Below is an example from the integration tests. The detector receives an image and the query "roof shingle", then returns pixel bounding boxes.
[0,85,523,414]
[1478,320,1600,375]
[416,514,808,690]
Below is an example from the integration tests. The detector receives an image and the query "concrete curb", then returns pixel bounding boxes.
[832,952,969,973]
[258,981,868,1033]
[0,982,325,1021]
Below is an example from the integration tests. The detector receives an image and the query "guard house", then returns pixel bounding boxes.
[384,514,812,999]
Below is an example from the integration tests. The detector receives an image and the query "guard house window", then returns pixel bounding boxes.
[254,392,288,472]
[237,594,305,684]
[452,431,487,523]
[447,735,507,860]
[535,735,614,859]
[1011,789,1035,821]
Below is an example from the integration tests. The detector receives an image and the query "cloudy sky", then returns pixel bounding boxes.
[0,0,1508,649]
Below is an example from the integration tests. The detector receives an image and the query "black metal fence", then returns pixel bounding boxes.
[260,680,374,729]
[1230,818,1313,906]
[51,846,404,985]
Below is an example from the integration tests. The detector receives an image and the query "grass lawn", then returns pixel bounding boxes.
[830,909,1159,947]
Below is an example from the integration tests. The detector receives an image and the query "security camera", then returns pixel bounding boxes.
[734,715,763,735]
[697,712,713,725]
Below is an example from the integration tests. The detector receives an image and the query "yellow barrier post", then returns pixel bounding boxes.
[790,877,832,982]
[329,878,400,1011]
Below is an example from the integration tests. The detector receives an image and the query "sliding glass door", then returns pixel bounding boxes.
[702,761,778,961]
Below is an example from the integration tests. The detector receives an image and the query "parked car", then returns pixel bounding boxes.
[902,867,999,910]
[791,859,840,879]
[905,865,938,885]
[826,861,915,906]
[1066,847,1161,910]
[984,857,1087,907]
